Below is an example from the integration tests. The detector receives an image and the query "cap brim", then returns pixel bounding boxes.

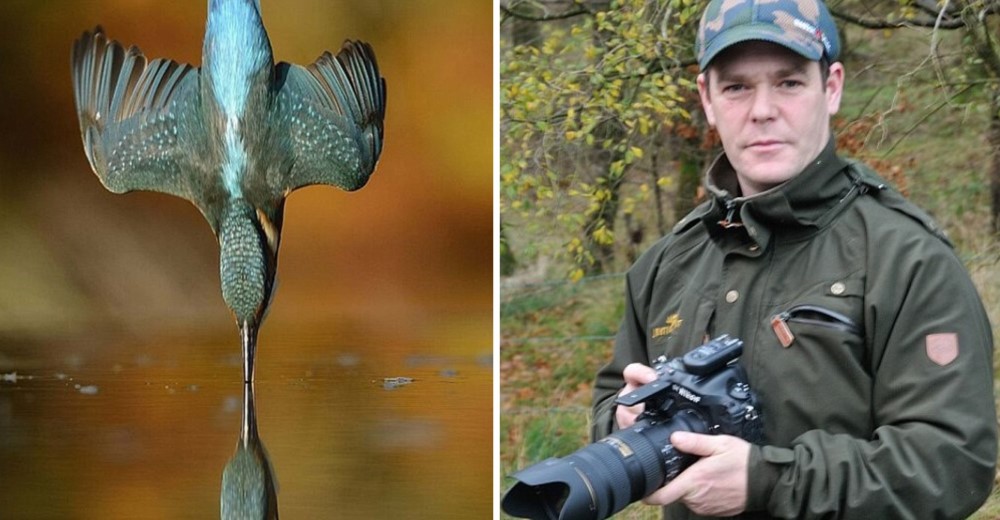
[699,24,823,70]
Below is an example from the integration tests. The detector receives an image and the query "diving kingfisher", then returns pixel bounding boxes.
[70,0,386,382]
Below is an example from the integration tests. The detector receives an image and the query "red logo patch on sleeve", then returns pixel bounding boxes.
[926,333,959,366]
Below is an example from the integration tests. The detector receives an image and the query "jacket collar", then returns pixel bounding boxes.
[699,138,853,245]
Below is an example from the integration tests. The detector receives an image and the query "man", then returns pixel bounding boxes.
[591,0,998,518]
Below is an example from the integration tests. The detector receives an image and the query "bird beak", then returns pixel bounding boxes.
[241,320,259,382]
[241,380,257,447]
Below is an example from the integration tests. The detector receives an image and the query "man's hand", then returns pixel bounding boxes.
[643,431,750,516]
[614,363,658,429]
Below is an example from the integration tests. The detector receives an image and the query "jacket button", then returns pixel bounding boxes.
[725,290,740,303]
[831,282,846,295]
[748,244,759,252]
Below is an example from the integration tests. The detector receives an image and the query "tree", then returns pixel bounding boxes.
[830,0,1000,231]
[500,0,705,279]
[500,0,1000,283]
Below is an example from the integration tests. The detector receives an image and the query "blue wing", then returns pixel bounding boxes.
[71,28,219,214]
[272,40,386,194]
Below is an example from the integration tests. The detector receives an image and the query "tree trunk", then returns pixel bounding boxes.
[582,132,626,275]
[675,149,702,223]
[500,219,517,276]
[650,142,666,237]
[579,0,621,275]
[990,88,1000,235]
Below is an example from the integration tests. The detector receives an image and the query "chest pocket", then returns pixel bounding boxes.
[772,304,861,345]
[757,276,872,443]
[767,276,866,364]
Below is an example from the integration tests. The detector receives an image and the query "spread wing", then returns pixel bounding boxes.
[273,40,386,194]
[71,27,216,211]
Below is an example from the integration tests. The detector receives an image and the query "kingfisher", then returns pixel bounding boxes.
[70,0,386,382]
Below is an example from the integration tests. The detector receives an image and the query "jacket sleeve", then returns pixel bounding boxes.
[591,266,652,441]
[746,237,998,518]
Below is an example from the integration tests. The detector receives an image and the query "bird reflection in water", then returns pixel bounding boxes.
[69,0,387,382]
[221,383,279,519]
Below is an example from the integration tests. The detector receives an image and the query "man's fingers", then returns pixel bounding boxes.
[615,363,657,429]
[641,433,717,505]
[670,431,719,457]
[622,363,658,387]
[643,476,688,506]
[642,434,751,516]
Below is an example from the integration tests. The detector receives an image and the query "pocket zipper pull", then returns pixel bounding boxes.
[771,313,795,348]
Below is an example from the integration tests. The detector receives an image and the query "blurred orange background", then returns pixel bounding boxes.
[0,1,493,518]
[0,0,493,350]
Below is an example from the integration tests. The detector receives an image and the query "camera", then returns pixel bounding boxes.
[501,335,763,520]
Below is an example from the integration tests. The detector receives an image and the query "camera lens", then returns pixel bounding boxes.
[501,409,707,520]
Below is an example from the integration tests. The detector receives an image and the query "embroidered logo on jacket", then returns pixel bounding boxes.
[652,314,683,340]
[926,333,959,366]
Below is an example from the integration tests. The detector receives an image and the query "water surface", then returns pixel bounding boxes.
[0,328,492,518]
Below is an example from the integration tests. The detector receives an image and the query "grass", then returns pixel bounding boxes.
[499,275,643,517]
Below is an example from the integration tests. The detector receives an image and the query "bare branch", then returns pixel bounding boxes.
[912,0,961,17]
[929,0,953,90]
[500,1,594,23]
[829,6,966,29]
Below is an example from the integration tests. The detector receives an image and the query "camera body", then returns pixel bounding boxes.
[502,335,763,520]
[616,334,762,479]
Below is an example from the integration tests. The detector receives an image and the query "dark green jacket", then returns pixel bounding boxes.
[592,140,997,519]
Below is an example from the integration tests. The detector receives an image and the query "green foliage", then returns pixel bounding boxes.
[500,0,701,278]
[501,3,1000,517]
[502,0,1000,281]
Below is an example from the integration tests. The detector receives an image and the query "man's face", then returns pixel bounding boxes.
[697,41,844,196]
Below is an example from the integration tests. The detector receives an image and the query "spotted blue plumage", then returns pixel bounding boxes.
[70,0,387,381]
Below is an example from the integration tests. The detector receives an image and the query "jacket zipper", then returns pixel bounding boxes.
[718,199,743,229]
[770,304,861,348]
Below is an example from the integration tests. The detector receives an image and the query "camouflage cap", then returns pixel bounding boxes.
[696,0,840,70]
